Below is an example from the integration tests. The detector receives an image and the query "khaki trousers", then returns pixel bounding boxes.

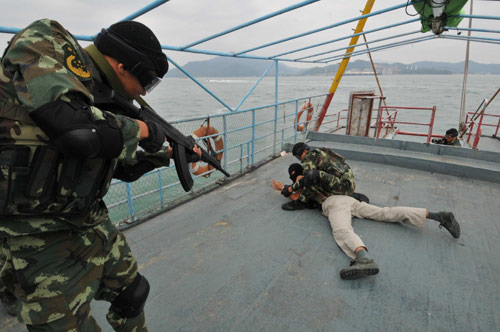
[322,195,427,259]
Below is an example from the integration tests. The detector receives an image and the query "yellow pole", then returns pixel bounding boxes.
[314,0,376,131]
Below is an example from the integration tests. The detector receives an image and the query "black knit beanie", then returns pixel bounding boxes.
[94,21,168,78]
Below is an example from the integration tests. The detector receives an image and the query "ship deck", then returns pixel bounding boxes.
[2,134,500,331]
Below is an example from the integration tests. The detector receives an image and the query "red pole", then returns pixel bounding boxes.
[473,111,485,149]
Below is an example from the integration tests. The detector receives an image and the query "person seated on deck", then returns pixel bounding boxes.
[431,128,461,146]
[270,162,461,281]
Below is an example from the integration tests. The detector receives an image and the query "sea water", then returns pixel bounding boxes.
[108,74,499,223]
[147,74,499,136]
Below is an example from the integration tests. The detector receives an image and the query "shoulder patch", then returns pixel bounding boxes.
[63,44,90,79]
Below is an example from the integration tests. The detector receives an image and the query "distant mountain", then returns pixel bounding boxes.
[166,56,301,77]
[167,57,500,77]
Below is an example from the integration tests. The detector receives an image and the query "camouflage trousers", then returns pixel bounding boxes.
[0,218,147,332]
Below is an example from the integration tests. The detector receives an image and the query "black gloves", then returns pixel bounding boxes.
[139,121,164,153]
[303,169,320,187]
[281,184,292,197]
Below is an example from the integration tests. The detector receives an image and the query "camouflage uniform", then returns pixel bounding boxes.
[0,19,166,331]
[286,149,426,260]
[291,148,355,197]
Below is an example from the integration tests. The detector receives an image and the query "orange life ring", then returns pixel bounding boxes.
[191,125,224,176]
[295,101,314,132]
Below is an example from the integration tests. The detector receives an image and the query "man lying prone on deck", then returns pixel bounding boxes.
[270,143,461,280]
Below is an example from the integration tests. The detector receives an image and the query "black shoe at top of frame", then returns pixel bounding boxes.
[281,200,305,211]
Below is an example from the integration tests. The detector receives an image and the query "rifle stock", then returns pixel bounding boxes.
[93,82,230,191]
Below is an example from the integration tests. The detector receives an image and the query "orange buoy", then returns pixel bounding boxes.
[295,101,314,132]
[191,125,224,176]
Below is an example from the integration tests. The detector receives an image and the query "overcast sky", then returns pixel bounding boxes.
[1,0,499,68]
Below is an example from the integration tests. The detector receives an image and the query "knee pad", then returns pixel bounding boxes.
[111,273,150,318]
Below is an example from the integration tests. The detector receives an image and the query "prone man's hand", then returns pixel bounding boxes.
[270,179,284,191]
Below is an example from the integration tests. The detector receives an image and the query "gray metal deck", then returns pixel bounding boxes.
[2,134,500,331]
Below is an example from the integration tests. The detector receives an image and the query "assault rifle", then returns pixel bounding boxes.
[93,82,230,192]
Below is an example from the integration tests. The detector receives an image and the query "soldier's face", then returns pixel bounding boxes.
[300,150,308,161]
[445,135,456,142]
[116,63,147,99]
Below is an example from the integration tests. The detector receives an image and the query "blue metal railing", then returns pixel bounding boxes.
[105,93,327,226]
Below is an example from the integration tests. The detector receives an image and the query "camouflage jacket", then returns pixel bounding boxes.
[291,147,352,192]
[297,183,330,205]
[0,19,168,237]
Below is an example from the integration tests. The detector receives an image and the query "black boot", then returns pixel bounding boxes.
[437,212,461,238]
[340,258,379,280]
[282,200,305,211]
[0,291,17,316]
[349,192,369,203]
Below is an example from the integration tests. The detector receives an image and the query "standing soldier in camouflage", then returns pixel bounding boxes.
[271,160,461,280]
[0,19,200,331]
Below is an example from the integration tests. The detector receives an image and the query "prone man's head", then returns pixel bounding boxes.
[94,21,169,97]
[288,163,304,183]
[292,142,309,161]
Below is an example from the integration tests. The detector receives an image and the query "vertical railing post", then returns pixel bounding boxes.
[223,114,228,169]
[240,144,243,173]
[281,128,285,151]
[246,141,250,167]
[374,98,383,137]
[273,60,279,156]
[473,109,486,149]
[467,122,474,144]
[495,116,500,137]
[376,105,383,138]
[251,110,255,165]
[294,100,299,143]
[427,106,436,143]
[125,182,135,223]
[157,169,164,209]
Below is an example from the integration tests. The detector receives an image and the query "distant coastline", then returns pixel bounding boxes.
[166,58,500,78]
